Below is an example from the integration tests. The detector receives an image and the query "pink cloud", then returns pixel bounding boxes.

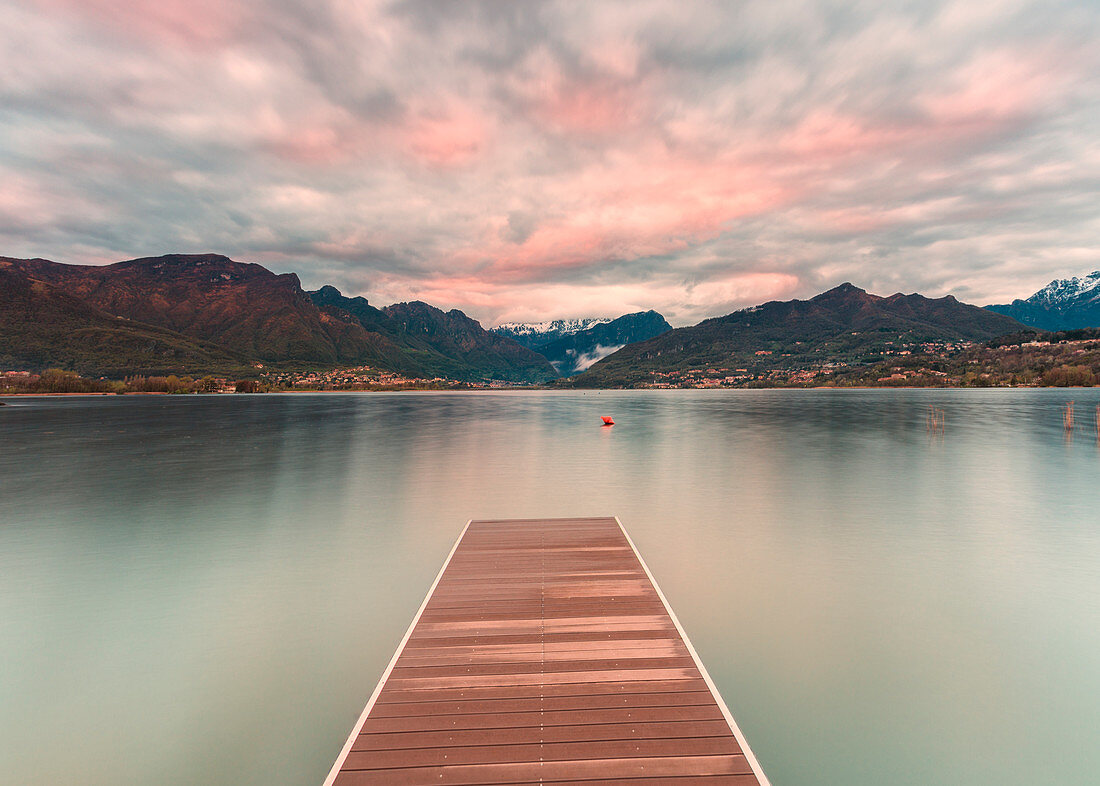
[919,49,1064,125]
[536,80,638,135]
[811,197,965,235]
[510,44,647,136]
[27,0,244,48]
[780,110,912,160]
[260,100,492,168]
[684,272,802,310]
[467,150,796,281]
[0,172,108,230]
[266,124,354,166]
[405,104,492,167]
[780,50,1065,167]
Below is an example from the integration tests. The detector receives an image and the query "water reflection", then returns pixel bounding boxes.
[1,389,1099,785]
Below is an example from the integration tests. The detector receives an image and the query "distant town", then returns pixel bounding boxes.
[625,336,1100,389]
[5,332,1100,396]
[0,366,528,395]
[257,366,526,391]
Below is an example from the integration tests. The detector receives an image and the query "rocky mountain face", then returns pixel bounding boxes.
[571,283,1026,387]
[0,263,246,376]
[4,254,388,364]
[309,285,400,339]
[381,300,557,382]
[534,311,673,376]
[987,271,1100,330]
[0,255,556,381]
[491,318,612,349]
[308,286,557,381]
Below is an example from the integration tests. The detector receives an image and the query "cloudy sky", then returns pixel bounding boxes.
[1,0,1098,325]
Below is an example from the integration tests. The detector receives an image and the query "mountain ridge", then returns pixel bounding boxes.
[570,283,1027,387]
[2,253,381,364]
[382,300,557,381]
[987,271,1100,330]
[491,318,612,349]
[1,255,1040,385]
[535,311,673,376]
[306,287,557,381]
[1,254,555,382]
[0,263,249,375]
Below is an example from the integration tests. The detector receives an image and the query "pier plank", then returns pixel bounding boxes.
[324,517,768,785]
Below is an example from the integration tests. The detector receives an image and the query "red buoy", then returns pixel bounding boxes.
[601,416,615,426]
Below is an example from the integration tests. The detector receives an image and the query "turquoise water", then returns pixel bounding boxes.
[1,390,1098,785]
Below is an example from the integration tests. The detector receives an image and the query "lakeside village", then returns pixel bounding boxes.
[624,335,1100,388]
[0,365,524,395]
[4,334,1100,395]
[638,339,974,388]
[257,366,522,390]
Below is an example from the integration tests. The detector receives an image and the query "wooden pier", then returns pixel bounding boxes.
[323,517,769,785]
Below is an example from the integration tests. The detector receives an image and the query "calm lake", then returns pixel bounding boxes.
[2,390,1098,785]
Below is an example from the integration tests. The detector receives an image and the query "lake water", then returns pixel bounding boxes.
[2,390,1098,785]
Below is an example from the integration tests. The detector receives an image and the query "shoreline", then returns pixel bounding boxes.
[4,384,1098,399]
[0,391,174,397]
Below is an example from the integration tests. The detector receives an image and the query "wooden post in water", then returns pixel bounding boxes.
[927,405,945,435]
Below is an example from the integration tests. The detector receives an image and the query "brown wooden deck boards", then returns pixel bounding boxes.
[324,517,769,785]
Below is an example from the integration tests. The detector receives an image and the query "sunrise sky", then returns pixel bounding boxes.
[1,0,1098,325]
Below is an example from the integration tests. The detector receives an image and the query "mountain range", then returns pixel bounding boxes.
[491,312,672,376]
[571,283,1026,387]
[0,255,559,381]
[307,285,556,381]
[1,253,675,382]
[534,312,672,376]
[3,254,387,367]
[987,271,1100,331]
[491,319,612,349]
[5,252,1080,386]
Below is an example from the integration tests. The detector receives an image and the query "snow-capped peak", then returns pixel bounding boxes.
[493,318,611,336]
[1032,271,1100,307]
